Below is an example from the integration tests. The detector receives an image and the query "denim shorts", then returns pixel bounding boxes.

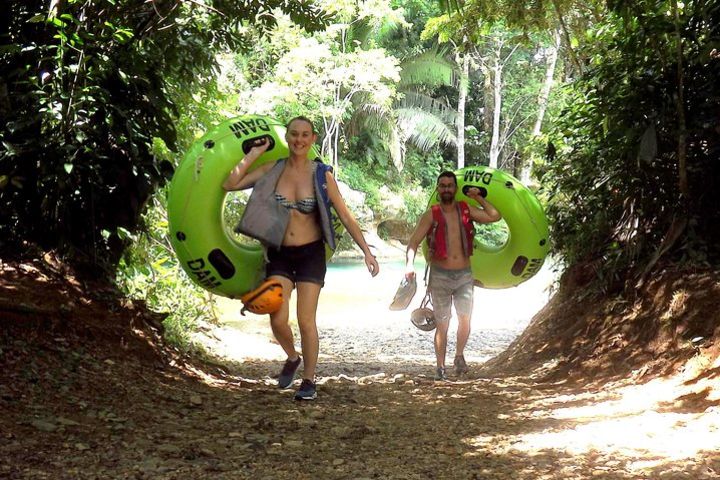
[428,265,474,323]
[266,239,327,286]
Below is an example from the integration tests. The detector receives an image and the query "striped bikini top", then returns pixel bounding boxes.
[275,193,318,214]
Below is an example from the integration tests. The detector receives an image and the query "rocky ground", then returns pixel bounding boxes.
[2,255,720,479]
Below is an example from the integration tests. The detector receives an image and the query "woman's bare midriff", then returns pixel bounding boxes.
[282,209,322,246]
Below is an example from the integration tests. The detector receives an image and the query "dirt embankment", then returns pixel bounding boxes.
[2,255,720,479]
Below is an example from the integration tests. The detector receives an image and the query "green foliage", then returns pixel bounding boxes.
[344,47,459,172]
[386,0,443,57]
[321,0,409,48]
[233,5,461,173]
[541,1,720,286]
[340,142,443,226]
[401,185,431,224]
[115,191,217,350]
[337,161,384,212]
[475,220,510,249]
[421,9,570,173]
[398,48,457,87]
[0,0,330,271]
[435,0,605,38]
[401,148,445,188]
[394,49,459,157]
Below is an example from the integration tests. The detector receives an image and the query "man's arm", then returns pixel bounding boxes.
[465,187,502,223]
[405,210,433,280]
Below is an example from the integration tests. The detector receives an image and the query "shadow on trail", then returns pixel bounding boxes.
[3,328,719,480]
[182,356,720,480]
[3,258,718,479]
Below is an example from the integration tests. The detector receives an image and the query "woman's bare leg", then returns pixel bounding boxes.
[268,275,298,359]
[295,281,322,380]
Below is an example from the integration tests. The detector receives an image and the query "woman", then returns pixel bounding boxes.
[222,116,379,401]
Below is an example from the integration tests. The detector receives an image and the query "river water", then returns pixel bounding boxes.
[213,258,559,370]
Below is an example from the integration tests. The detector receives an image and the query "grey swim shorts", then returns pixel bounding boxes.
[428,265,474,324]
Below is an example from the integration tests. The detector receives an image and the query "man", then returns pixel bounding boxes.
[405,171,501,380]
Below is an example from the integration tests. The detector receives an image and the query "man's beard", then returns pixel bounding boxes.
[440,192,454,204]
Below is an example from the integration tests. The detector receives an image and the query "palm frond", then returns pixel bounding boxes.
[346,108,405,171]
[374,17,403,44]
[438,0,465,14]
[399,49,458,88]
[346,103,393,137]
[345,17,373,48]
[396,108,457,151]
[397,91,457,124]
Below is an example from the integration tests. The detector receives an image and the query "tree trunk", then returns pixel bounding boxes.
[671,0,688,200]
[531,30,560,137]
[456,54,469,169]
[321,120,340,171]
[481,63,493,134]
[551,0,583,75]
[636,0,689,285]
[488,42,502,169]
[521,29,560,183]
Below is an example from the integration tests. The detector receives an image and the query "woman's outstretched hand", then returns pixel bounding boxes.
[365,253,379,277]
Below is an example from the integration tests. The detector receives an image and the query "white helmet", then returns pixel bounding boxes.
[410,307,436,331]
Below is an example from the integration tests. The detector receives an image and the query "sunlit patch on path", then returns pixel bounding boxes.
[172,259,720,479]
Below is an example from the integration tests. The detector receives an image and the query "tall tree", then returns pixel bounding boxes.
[425,14,546,169]
[522,28,561,183]
[0,0,330,272]
[541,0,720,287]
[456,53,470,168]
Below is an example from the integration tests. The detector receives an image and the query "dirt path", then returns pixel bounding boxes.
[3,258,720,479]
[3,332,720,479]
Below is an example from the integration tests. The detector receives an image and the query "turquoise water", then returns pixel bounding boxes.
[314,258,556,363]
[324,257,555,330]
[217,257,557,364]
[328,258,424,273]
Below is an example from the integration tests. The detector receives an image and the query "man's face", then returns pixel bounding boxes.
[437,177,457,204]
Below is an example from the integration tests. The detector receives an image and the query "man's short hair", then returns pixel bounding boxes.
[437,170,457,186]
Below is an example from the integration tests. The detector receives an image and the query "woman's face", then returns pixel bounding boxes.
[286,119,316,157]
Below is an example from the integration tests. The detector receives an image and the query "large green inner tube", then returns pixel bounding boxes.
[167,114,341,298]
[424,166,550,289]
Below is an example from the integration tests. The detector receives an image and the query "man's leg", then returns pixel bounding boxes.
[453,278,474,375]
[455,313,471,358]
[429,272,453,380]
[434,318,450,370]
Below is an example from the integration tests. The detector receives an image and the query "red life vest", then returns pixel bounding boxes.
[427,201,475,260]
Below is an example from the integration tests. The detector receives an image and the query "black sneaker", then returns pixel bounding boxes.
[454,355,469,375]
[294,379,317,401]
[277,356,301,389]
[435,367,448,381]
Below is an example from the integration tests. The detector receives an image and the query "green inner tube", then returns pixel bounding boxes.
[167,114,341,298]
[424,166,550,289]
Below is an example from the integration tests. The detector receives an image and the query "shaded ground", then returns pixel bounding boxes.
[2,255,720,479]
